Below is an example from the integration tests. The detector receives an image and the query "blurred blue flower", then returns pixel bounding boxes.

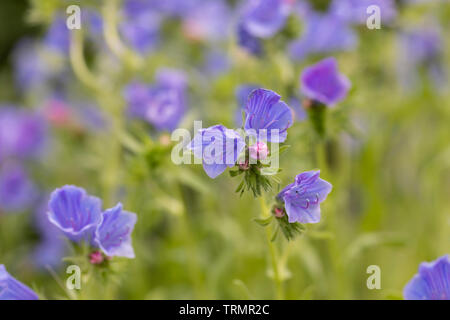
[240,0,291,39]
[121,0,162,55]
[47,185,103,242]
[235,84,260,126]
[300,57,351,106]
[202,50,230,79]
[289,11,357,62]
[244,88,293,143]
[0,163,37,213]
[403,255,450,300]
[94,203,137,259]
[188,125,245,178]
[44,16,70,54]
[397,25,446,91]
[182,0,231,42]
[237,22,263,56]
[0,265,39,300]
[0,107,47,162]
[124,69,188,131]
[329,0,397,25]
[277,170,332,223]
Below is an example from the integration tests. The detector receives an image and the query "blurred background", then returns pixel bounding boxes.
[0,0,449,299]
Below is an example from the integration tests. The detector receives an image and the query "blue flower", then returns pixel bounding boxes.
[44,16,70,54]
[188,125,245,178]
[329,0,397,25]
[47,185,103,242]
[403,255,450,300]
[120,0,161,55]
[0,107,47,162]
[237,22,263,56]
[0,163,37,213]
[244,89,293,143]
[300,57,351,106]
[0,265,39,300]
[289,11,357,62]
[277,170,332,223]
[235,84,260,126]
[124,69,188,131]
[240,0,291,38]
[95,203,137,259]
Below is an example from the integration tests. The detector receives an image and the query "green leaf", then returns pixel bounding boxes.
[253,216,273,227]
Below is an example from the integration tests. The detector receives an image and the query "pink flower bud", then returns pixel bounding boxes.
[274,207,285,218]
[89,251,104,265]
[249,142,269,160]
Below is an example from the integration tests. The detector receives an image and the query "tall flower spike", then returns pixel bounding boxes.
[95,203,137,259]
[188,125,245,179]
[403,255,450,300]
[277,170,332,223]
[47,185,103,242]
[244,89,293,143]
[301,57,351,106]
[0,265,39,300]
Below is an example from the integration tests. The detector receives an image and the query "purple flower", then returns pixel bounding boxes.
[277,170,332,223]
[289,12,357,62]
[0,107,47,162]
[47,185,102,242]
[240,0,291,38]
[124,69,188,131]
[300,57,351,106]
[403,255,450,300]
[182,0,231,42]
[0,163,37,213]
[0,265,39,300]
[329,0,397,25]
[120,0,161,54]
[235,84,260,126]
[237,22,263,56]
[188,125,245,178]
[44,16,70,54]
[244,89,293,143]
[202,50,230,78]
[94,203,137,259]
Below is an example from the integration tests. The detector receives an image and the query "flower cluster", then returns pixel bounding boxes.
[47,185,137,260]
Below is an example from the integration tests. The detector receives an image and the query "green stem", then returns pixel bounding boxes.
[259,197,284,300]
[102,0,143,71]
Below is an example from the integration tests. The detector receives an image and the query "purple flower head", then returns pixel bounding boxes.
[47,185,103,242]
[188,125,245,178]
[329,0,397,25]
[235,84,260,126]
[94,203,137,259]
[0,107,47,162]
[300,57,351,106]
[277,170,332,223]
[182,0,231,42]
[202,50,230,79]
[403,255,450,300]
[237,22,263,56]
[44,16,70,54]
[124,69,187,131]
[0,163,37,213]
[241,0,291,38]
[0,265,39,300]
[120,0,161,55]
[244,89,293,143]
[289,12,357,62]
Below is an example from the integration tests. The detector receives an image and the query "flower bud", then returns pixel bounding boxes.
[249,142,269,160]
